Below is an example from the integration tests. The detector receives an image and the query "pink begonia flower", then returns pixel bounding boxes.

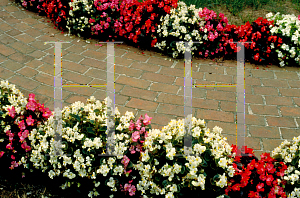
[124,183,136,196]
[138,114,143,121]
[8,106,16,118]
[6,143,13,150]
[135,144,142,152]
[129,145,136,154]
[18,120,26,131]
[20,130,29,142]
[131,131,140,142]
[121,155,130,167]
[26,101,37,111]
[101,12,107,17]
[129,120,135,131]
[26,115,35,126]
[135,119,142,131]
[0,151,4,158]
[9,161,19,170]
[298,15,300,21]
[7,132,14,141]
[11,155,15,160]
[42,107,52,119]
[18,131,22,138]
[143,113,152,126]
[219,13,224,19]
[22,130,29,138]
[28,93,36,101]
[140,127,145,133]
[104,22,109,29]
[21,142,31,152]
[89,18,96,24]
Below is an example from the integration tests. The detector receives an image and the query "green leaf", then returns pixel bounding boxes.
[100,157,106,165]
[69,146,73,154]
[147,124,152,129]
[0,111,3,116]
[69,113,81,122]
[127,161,134,169]
[94,109,101,114]
[180,165,185,174]
[173,140,178,145]
[86,127,95,134]
[291,156,299,166]
[162,180,169,188]
[183,181,188,188]
[155,174,161,182]
[203,150,211,162]
[213,174,220,181]
[201,159,208,167]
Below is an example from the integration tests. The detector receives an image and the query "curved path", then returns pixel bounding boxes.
[1,0,300,159]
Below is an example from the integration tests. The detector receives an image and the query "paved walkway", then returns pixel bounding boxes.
[1,0,300,160]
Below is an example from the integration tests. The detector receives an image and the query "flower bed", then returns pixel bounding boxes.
[3,1,300,196]
[2,80,300,198]
[15,0,300,67]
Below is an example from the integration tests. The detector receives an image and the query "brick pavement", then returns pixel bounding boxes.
[1,0,300,160]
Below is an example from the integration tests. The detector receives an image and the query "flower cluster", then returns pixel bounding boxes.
[133,115,235,198]
[271,136,300,198]
[18,0,46,14]
[25,95,152,197]
[195,7,230,60]
[154,3,230,60]
[90,0,122,41]
[118,113,153,197]
[18,0,69,31]
[226,145,287,198]
[42,0,70,31]
[153,1,205,58]
[67,0,121,41]
[115,0,178,51]
[266,12,300,67]
[220,16,285,67]
[0,81,52,178]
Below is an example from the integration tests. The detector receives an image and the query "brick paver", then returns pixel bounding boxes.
[0,0,300,161]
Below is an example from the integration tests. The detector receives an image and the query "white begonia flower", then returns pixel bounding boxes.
[48,170,56,179]
[218,157,228,169]
[213,126,223,134]
[285,154,293,163]
[193,144,206,154]
[166,147,176,160]
[141,149,150,162]
[116,124,123,131]
[94,181,100,187]
[290,145,298,153]
[97,164,110,176]
[106,177,116,188]
[216,173,227,188]
[73,160,81,171]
